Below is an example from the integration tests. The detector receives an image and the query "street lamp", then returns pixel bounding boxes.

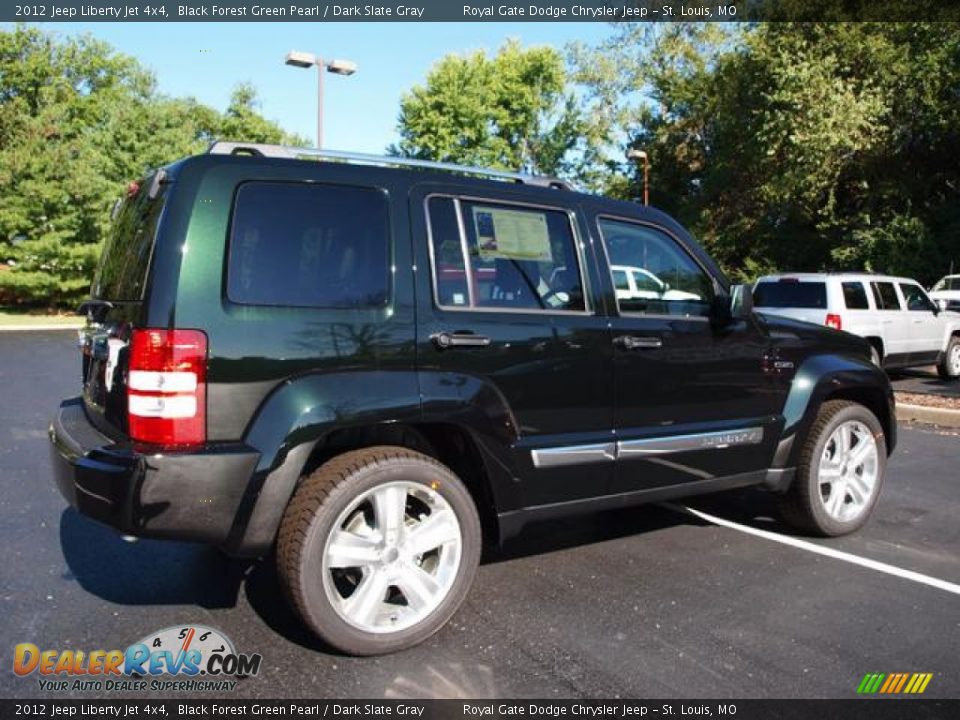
[285,51,357,149]
[626,148,649,206]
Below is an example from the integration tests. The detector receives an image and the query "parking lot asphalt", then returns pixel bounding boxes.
[890,366,960,398]
[1,331,958,700]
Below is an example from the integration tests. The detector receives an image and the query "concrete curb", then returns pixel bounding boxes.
[896,402,960,428]
[0,324,83,332]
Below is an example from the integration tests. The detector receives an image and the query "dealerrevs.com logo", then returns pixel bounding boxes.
[13,625,262,693]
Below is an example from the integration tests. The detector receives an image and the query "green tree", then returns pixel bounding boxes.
[393,39,590,177]
[0,26,304,307]
[574,22,960,284]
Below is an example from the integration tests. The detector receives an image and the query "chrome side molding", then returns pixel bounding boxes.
[531,443,616,469]
[618,427,764,457]
[531,427,764,468]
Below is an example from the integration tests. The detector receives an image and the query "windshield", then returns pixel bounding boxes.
[754,280,827,309]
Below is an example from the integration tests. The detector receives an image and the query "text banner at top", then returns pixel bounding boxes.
[6,0,960,23]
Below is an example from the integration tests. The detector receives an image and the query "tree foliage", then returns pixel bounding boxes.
[393,40,593,177]
[573,23,960,284]
[0,26,304,307]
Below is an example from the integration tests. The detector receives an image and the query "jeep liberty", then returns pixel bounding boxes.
[50,143,896,655]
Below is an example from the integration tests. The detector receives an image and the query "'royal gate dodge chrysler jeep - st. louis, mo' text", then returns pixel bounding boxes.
[50,143,896,655]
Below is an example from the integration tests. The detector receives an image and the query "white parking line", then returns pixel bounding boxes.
[665,502,960,597]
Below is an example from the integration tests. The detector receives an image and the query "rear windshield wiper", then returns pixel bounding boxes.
[77,299,114,321]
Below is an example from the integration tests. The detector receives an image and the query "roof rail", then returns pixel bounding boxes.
[206,141,574,191]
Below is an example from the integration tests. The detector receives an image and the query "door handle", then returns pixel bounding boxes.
[615,335,663,350]
[431,331,492,349]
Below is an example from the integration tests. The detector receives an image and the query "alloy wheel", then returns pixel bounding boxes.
[321,481,463,634]
[818,420,879,523]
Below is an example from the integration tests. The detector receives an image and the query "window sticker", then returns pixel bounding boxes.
[472,207,553,262]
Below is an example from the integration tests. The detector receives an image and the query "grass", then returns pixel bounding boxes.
[0,307,84,328]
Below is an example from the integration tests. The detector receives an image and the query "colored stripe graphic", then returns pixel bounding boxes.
[857,672,932,694]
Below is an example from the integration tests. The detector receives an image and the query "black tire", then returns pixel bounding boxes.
[869,344,882,369]
[276,446,481,656]
[936,336,960,380]
[779,400,886,537]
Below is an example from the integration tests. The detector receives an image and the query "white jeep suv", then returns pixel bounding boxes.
[753,273,960,379]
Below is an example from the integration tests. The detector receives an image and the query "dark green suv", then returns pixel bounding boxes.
[50,142,896,655]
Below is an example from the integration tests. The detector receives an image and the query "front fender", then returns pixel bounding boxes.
[773,353,896,469]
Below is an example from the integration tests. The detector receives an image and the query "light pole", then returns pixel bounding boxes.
[285,51,357,149]
[626,148,649,206]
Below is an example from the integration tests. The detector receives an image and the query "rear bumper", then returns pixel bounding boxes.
[49,397,260,544]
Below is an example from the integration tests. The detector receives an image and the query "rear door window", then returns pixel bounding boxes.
[227,182,390,308]
[753,281,827,309]
[871,282,902,310]
[426,197,587,313]
[841,281,870,310]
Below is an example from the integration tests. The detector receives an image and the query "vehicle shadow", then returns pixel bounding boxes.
[242,501,715,653]
[889,366,960,397]
[59,508,249,609]
[60,487,792,654]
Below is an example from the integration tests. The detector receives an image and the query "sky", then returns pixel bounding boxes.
[39,22,612,153]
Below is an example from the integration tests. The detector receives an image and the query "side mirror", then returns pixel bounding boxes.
[730,284,754,319]
[712,284,752,327]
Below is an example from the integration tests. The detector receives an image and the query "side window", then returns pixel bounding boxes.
[598,218,714,317]
[426,198,586,313]
[427,197,470,307]
[899,283,936,312]
[871,282,902,311]
[612,269,630,293]
[228,182,390,308]
[841,281,870,310]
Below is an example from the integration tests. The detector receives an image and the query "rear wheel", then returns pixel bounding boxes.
[936,336,960,380]
[277,447,481,655]
[779,401,886,536]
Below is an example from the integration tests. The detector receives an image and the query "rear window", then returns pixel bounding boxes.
[753,280,827,309]
[92,176,167,300]
[227,182,389,308]
[841,281,870,310]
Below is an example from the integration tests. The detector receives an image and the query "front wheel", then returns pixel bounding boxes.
[779,400,886,536]
[937,336,960,380]
[277,447,481,655]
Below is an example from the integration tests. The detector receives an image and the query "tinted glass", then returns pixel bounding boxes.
[612,269,630,292]
[599,220,713,317]
[841,281,870,310]
[871,282,902,310]
[228,182,389,308]
[899,283,936,312]
[427,197,470,307]
[753,281,827,309]
[450,201,585,312]
[93,176,167,300]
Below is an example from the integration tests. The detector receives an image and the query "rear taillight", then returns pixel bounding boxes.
[128,329,207,446]
[825,313,843,331]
